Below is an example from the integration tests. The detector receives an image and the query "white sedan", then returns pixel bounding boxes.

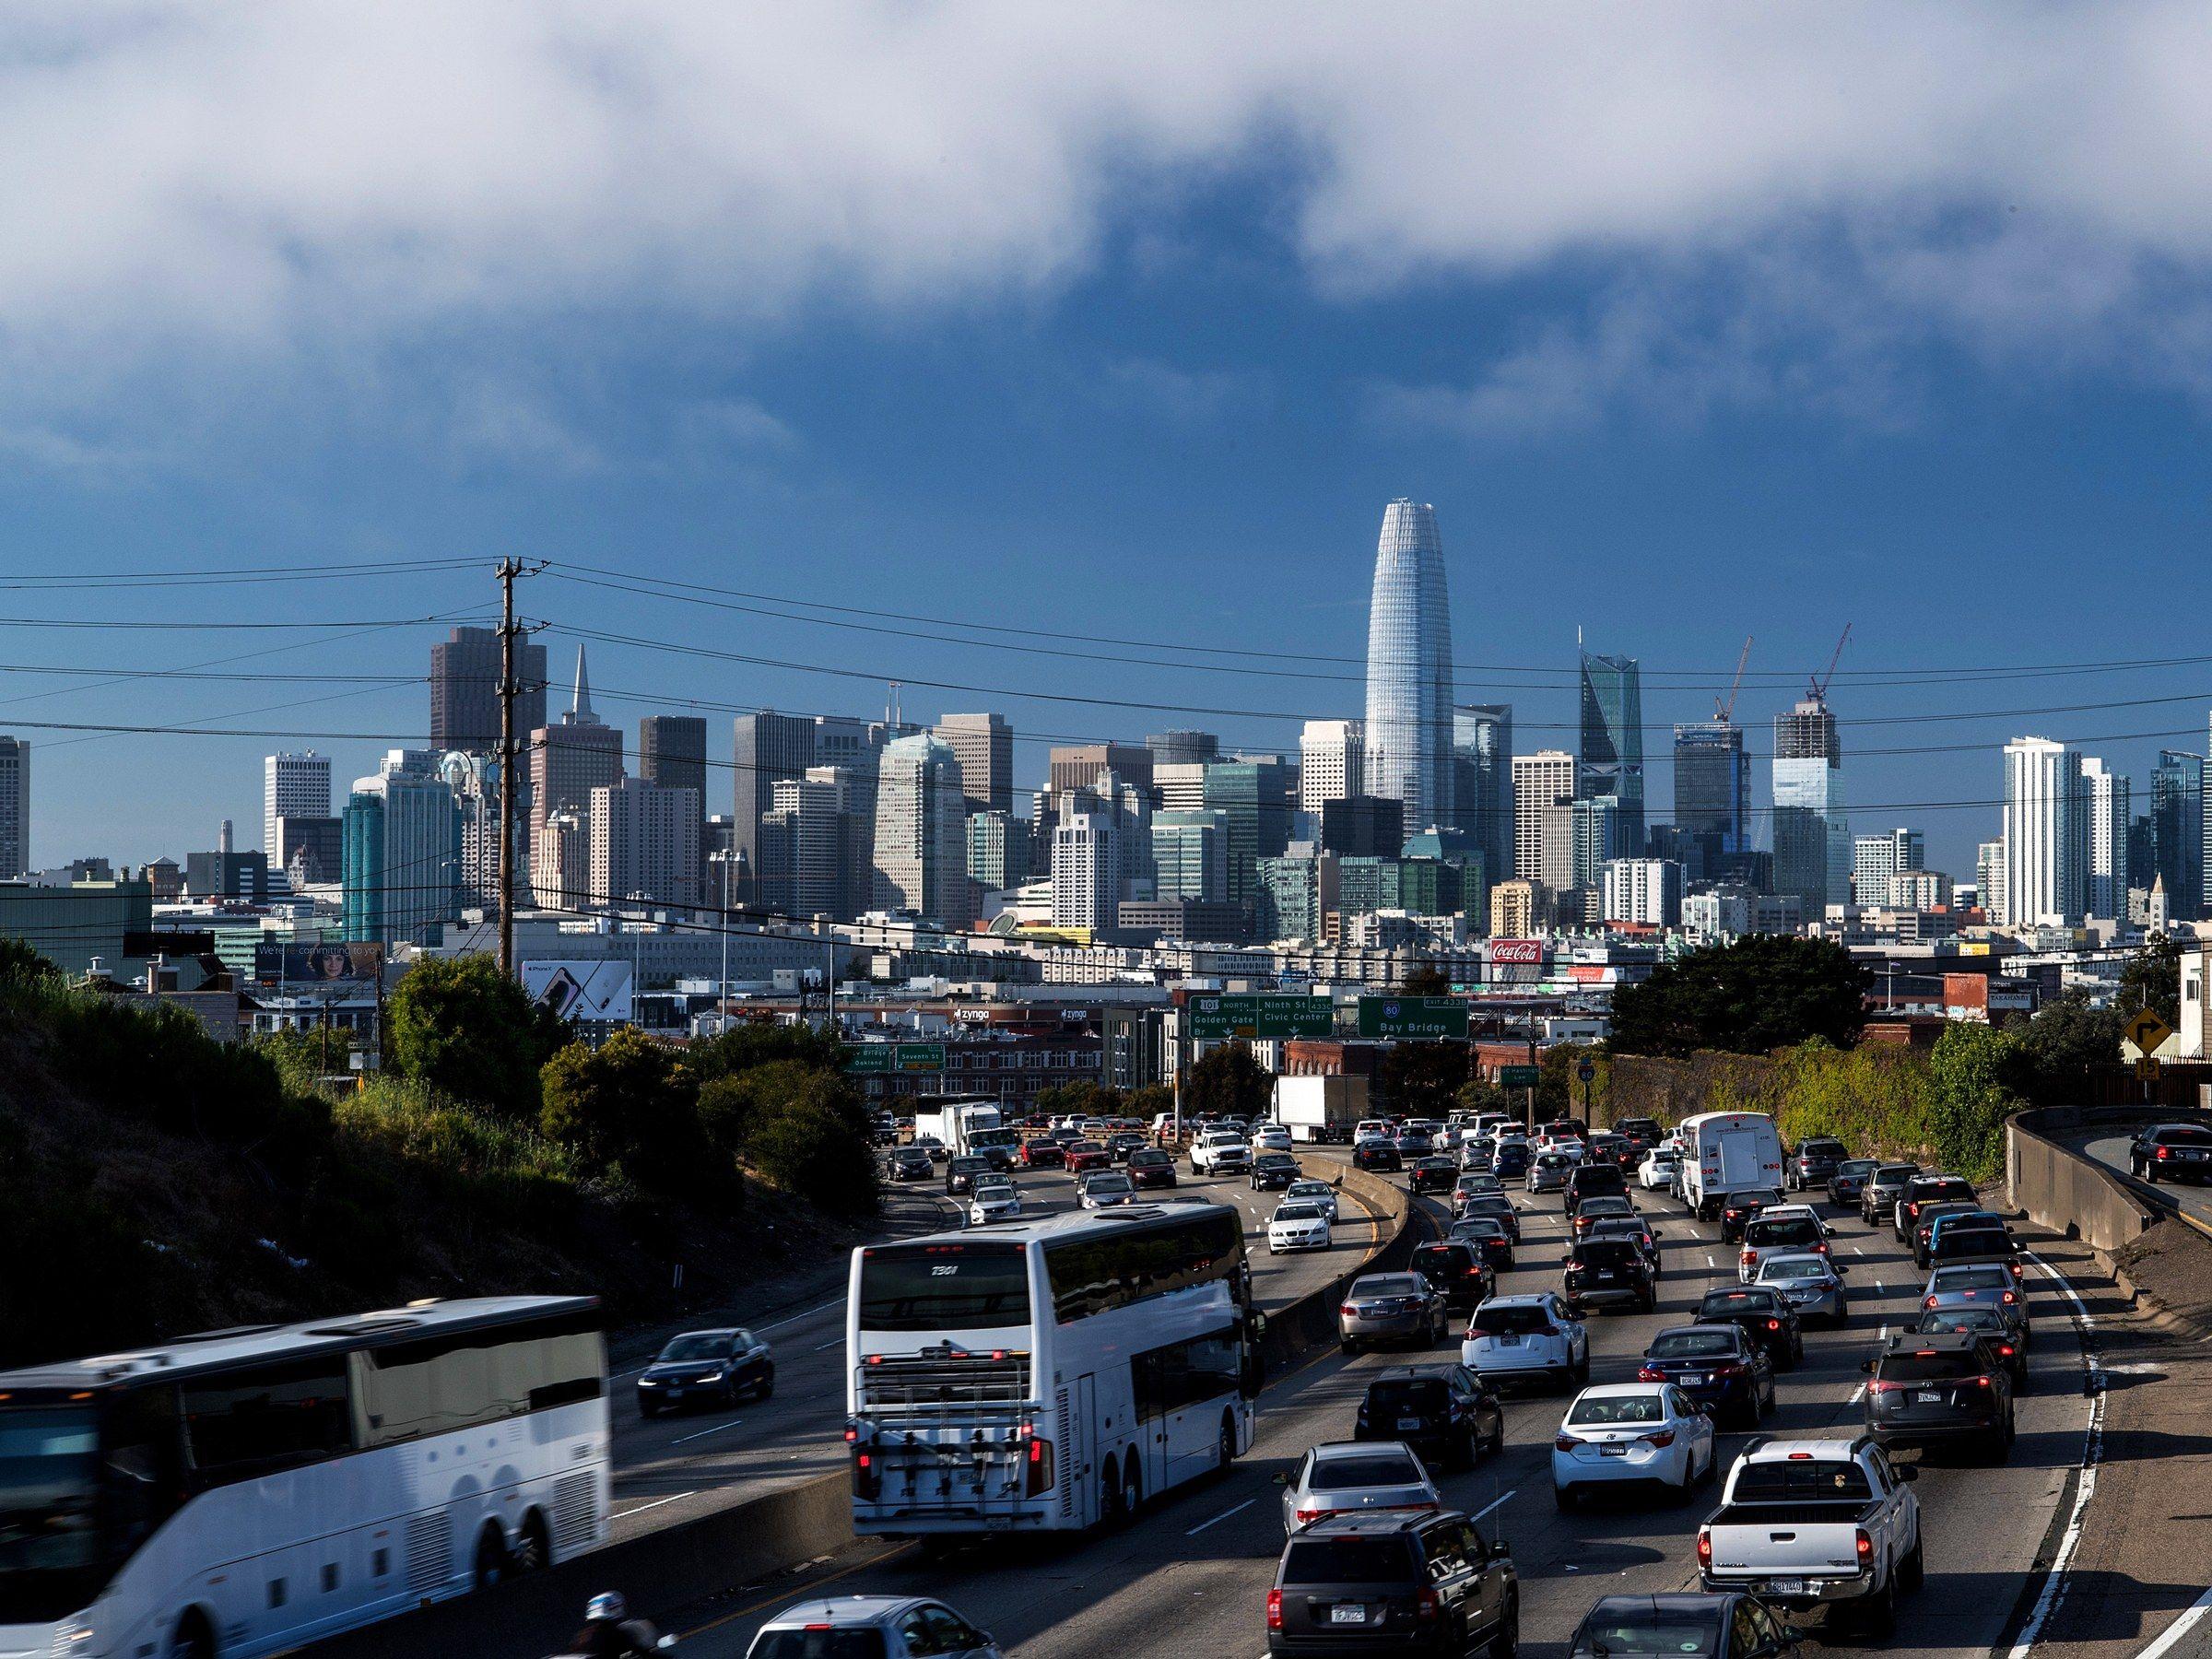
[1551,1383,1716,1509]
[968,1182,1022,1226]
[1267,1200,1333,1253]
[1638,1149,1680,1191]
[1250,1127,1294,1155]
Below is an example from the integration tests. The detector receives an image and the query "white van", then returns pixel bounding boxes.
[1677,1111,1785,1220]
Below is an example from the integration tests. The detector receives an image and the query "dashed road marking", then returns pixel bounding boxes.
[613,1490,695,1521]
[1186,1498,1256,1535]
[671,1418,746,1446]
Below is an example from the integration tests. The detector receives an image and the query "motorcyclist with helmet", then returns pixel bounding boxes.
[565,1592,666,1657]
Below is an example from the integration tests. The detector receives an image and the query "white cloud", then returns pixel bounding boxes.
[5,3,2212,421]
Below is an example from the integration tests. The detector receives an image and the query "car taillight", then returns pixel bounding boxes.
[1856,1529,1874,1561]
[1341,1305,1358,1318]
[1555,1434,1581,1452]
[1925,1296,1938,1309]
[1741,1251,1757,1265]
[1970,1374,1994,1388]
[1998,1344,2016,1358]
[1637,1365,1662,1382]
[1295,1505,1333,1526]
[1266,1589,1283,1630]
[1417,1589,1441,1622]
[1644,1430,1677,1447]
[2001,1290,2017,1304]
[1725,1209,1740,1219]
[1715,1362,1747,1377]
[2159,1147,2171,1159]
[1765,1319,1781,1330]
[1697,1530,1712,1568]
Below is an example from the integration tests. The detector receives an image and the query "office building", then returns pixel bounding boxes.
[2003,736,2087,928]
[1489,879,1537,940]
[1151,809,1229,903]
[263,751,331,857]
[532,648,625,844]
[872,732,971,928]
[0,736,25,880]
[1891,868,1954,911]
[732,711,818,877]
[2151,750,2205,924]
[1683,884,1802,942]
[1673,720,1748,863]
[1976,841,2006,923]
[185,848,270,902]
[1512,750,1576,887]
[2081,757,2130,923]
[531,807,588,912]
[936,713,1014,816]
[1578,651,1645,852]
[1773,696,1849,921]
[1115,899,1245,945]
[591,777,703,911]
[639,716,708,806]
[342,755,460,946]
[967,809,1032,892]
[1452,705,1512,900]
[1257,851,1334,944]
[1146,730,1219,768]
[1363,500,1454,829]
[1402,826,1487,934]
[1299,719,1364,814]
[1604,858,1683,928]
[1319,794,1404,860]
[1851,828,1925,908]
[1048,743,1153,800]
[429,625,547,753]
[275,815,343,888]
[1050,806,1120,933]
[1570,794,1626,890]
[1202,758,1292,905]
[1152,762,1209,814]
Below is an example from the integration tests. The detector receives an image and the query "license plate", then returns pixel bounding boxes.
[1767,1578,1805,1596]
[1330,1605,1369,1625]
[665,1387,684,1400]
[1916,1389,1941,1404]
[1500,1335,1522,1347]
[1397,1417,1425,1431]
[1688,1374,1709,1385]
[1600,1443,1629,1457]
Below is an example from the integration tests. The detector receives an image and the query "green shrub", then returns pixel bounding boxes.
[388,954,569,1120]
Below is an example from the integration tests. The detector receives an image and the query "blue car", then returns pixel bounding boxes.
[1637,1324,1775,1430]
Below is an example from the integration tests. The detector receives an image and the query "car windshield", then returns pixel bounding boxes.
[1312,1451,1423,1488]
[1414,1247,1474,1274]
[1801,1140,1847,1157]
[1647,1330,1738,1359]
[1276,1205,1326,1223]
[1914,1179,1977,1203]
[1453,1219,1506,1240]
[1875,1164,1919,1183]
[1281,1536,1416,1585]
[1567,1393,1664,1426]
[1581,1197,1632,1216]
[1571,1610,1722,1657]
[1129,1150,1168,1167]
[1068,1141,1102,1154]
[1354,1276,1424,1298]
[1758,1258,1829,1282]
[1257,1154,1296,1169]
[1472,1303,1555,1335]
[1699,1290,1780,1315]
[749,1630,889,1659]
[659,1334,733,1361]
[1878,1348,1983,1381]
[1723,1191,1774,1209]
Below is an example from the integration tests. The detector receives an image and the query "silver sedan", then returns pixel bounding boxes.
[1922,1263,2030,1342]
[1753,1252,1847,1325]
[1280,1440,1441,1533]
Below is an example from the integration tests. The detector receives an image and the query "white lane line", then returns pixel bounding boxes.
[1852,1245,1865,1256]
[757,1297,847,1335]
[1848,1383,1866,1405]
[1468,1488,1518,1524]
[1879,1324,1888,1342]
[670,1418,745,1446]
[813,1336,843,1350]
[612,1490,695,1521]
[2136,1584,2212,1659]
[1875,1278,1886,1293]
[1186,1498,1257,1535]
[1705,1253,1717,1269]
[2005,1252,2105,1659]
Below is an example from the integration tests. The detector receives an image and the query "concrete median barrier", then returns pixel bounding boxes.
[2008,1105,2166,1252]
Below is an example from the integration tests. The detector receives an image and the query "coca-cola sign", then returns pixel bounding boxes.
[1488,938,1545,965]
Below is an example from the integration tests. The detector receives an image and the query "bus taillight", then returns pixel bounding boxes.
[853,1447,881,1501]
[1024,1436,1054,1497]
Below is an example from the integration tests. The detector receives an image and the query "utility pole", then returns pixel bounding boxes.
[495,558,533,977]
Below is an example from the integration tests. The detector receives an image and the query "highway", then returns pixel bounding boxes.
[2075,1129,2212,1232]
[618,1158,2104,1659]
[604,1155,1386,1543]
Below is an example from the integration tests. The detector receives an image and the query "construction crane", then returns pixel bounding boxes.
[1810,623,1852,700]
[1714,635,1753,724]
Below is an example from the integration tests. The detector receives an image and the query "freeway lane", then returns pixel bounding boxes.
[604,1156,1384,1543]
[661,1162,2096,1659]
[2075,1132,2212,1231]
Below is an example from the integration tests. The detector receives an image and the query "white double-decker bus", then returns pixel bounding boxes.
[0,1296,607,1659]
[845,1202,1260,1539]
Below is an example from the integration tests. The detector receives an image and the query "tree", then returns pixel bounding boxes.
[1926,1021,2022,1182]
[688,1019,843,1084]
[1378,1041,1467,1119]
[1033,1080,1124,1121]
[2006,993,2121,1107]
[1127,1083,1175,1122]
[2120,933,2185,1030]
[539,1029,716,1193]
[388,956,568,1120]
[0,936,58,982]
[1397,959,1452,995]
[1606,935,1867,1058]
[1183,1042,1274,1121]
[735,1065,881,1218]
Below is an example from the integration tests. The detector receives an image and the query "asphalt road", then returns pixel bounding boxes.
[2076,1131,2212,1230]
[631,1159,2101,1659]
[605,1155,1386,1543]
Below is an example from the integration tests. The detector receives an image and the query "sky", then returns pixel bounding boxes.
[4,3,2212,878]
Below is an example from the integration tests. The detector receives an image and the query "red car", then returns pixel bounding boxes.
[1019,1136,1065,1169]
[1065,1140,1112,1174]
[1127,1148,1179,1188]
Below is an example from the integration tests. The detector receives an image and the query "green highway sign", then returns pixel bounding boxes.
[1499,1065,1541,1088]
[843,1042,946,1074]
[1357,994,1469,1041]
[1186,993,1335,1041]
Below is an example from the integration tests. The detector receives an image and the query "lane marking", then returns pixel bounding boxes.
[1469,1488,1518,1523]
[2136,1583,2212,1659]
[758,1297,847,1334]
[1705,1253,1716,1269]
[2004,1252,2104,1659]
[1848,1383,1865,1405]
[612,1489,696,1521]
[1186,1498,1257,1535]
[814,1336,843,1350]
[670,1418,746,1446]
[1852,1245,1865,1256]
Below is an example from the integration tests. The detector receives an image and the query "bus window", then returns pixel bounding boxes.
[0,1404,105,1625]
[355,1316,602,1446]
[182,1359,351,1486]
[857,1242,1032,1333]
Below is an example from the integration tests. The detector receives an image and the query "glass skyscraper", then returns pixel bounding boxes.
[1363,500,1454,830]
[1578,651,1645,853]
[1673,720,1749,857]
[1772,696,1849,919]
[2151,749,2204,922]
[1452,704,1512,900]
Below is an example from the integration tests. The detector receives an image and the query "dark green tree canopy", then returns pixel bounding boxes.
[1396,960,1452,995]
[388,956,568,1120]
[1378,1041,1466,1119]
[2120,933,2184,1030]
[1183,1041,1274,1121]
[1607,935,1867,1058]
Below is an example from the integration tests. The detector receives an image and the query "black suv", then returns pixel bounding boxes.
[945,1154,991,1195]
[1410,1156,1460,1195]
[1613,1117,1664,1156]
[1410,1241,1497,1314]
[1863,1331,2015,1460]
[1694,1285,1805,1369]
[1718,1189,1781,1243]
[1267,1512,1518,1658]
[2131,1122,2212,1183]
[1894,1174,1978,1243]
[1563,1239,1656,1314]
[1354,1366,1503,1471]
[1563,1161,1629,1214]
[1253,1151,1301,1192]
[1354,1137,1404,1173]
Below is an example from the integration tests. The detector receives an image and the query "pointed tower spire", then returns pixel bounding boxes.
[570,643,597,725]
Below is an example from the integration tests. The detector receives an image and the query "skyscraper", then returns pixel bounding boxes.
[531,647,625,849]
[935,712,1014,816]
[1048,743,1153,800]
[591,777,703,911]
[1452,705,1512,900]
[1147,730,1219,767]
[264,751,331,856]
[1151,809,1229,903]
[1672,720,1748,861]
[1201,758,1292,905]
[1051,806,1120,931]
[2150,750,2204,924]
[639,716,708,804]
[0,736,24,880]
[1363,500,1454,829]
[342,752,460,945]
[2003,736,2087,928]
[2080,757,2130,923]
[429,625,546,752]
[872,732,971,928]
[1578,651,1644,852]
[1299,719,1364,814]
[1772,697,1848,919]
[1511,750,1576,888]
[732,711,817,877]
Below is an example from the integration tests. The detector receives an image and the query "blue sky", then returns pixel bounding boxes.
[3,5,2210,877]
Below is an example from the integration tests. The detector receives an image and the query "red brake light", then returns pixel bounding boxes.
[1266,1589,1283,1630]
[2159,1147,2171,1159]
[1856,1529,1874,1560]
[1925,1297,1938,1309]
[1697,1530,1712,1568]
[1766,1319,1781,1330]
[1999,1345,2016,1357]
[2001,1290,2017,1304]
[843,1426,858,1442]
[1340,1305,1357,1318]
[1741,1251,1757,1265]
[1556,1434,1580,1452]
[1645,1430,1676,1448]
[1637,1366,1661,1382]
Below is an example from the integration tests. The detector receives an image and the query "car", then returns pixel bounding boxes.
[1018,1135,1066,1169]
[1252,1126,1296,1155]
[1585,1216,1661,1276]
[1458,1141,1495,1174]
[636,1326,773,1418]
[1287,1177,1340,1220]
[1410,1240,1497,1313]
[1448,1215,1515,1273]
[1916,1306,2026,1382]
[1127,1147,1179,1189]
[1753,1253,1846,1325]
[1924,1213,2024,1280]
[1270,1200,1334,1253]
[1862,1330,2016,1459]
[1784,1136,1851,1192]
[1638,1324,1774,1428]
[1568,1593,1797,1659]
[1340,1271,1450,1354]
[968,1179,1022,1225]
[1828,1157,1879,1206]
[1080,1171,1136,1208]
[746,1595,1004,1659]
[1736,1210,1831,1282]
[1456,1192,1521,1242]
[1490,1141,1532,1181]
[1552,1382,1718,1508]
[1588,1133,1636,1171]
[1463,1292,1590,1391]
[2132,1121,2212,1182]
[1107,1131,1148,1163]
[1894,1174,1979,1243]
[1278,1440,1443,1534]
[1409,1155,1459,1194]
[1571,1194,1638,1238]
[1065,1138,1112,1174]
[1717,1189,1782,1243]
[1921,1263,2029,1342]
[1266,1510,1516,1657]
[1355,1118,1395,1142]
[1393,1129,1435,1159]
[1694,1286,1804,1368]
[912,1133,947,1163]
[1861,1162,1923,1227]
[1638,1147,1680,1191]
[1457,1171,1504,1201]
[1193,1130,1254,1173]
[884,1146,935,1182]
[1612,1116,1665,1154]
[1909,1201,1984,1268]
[1253,1150,1302,1192]
[1528,1152,1574,1194]
[1355,1365,1504,1470]
[1353,1135,1404,1173]
[945,1154,992,1195]
[1563,1239,1657,1314]
[1698,1439,1922,1634]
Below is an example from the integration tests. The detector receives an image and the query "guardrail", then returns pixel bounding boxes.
[2006,1103,2182,1253]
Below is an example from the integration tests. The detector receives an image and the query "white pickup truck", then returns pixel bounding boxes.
[1698,1438,1923,1635]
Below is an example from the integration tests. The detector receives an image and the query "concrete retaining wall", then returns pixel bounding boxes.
[2006,1104,2171,1253]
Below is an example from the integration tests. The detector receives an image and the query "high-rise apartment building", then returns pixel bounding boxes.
[1851,828,1924,908]
[1512,750,1576,888]
[1146,730,1219,767]
[264,751,331,857]
[2151,750,2205,924]
[1672,720,1748,862]
[935,713,1014,816]
[1570,795,1626,890]
[1578,652,1644,852]
[639,716,708,805]
[1048,744,1153,800]
[1976,841,2006,923]
[1051,806,1120,932]
[732,712,818,878]
[0,736,24,880]
[1256,853,1327,944]
[531,648,625,846]
[1452,705,1512,900]
[872,733,970,928]
[429,625,546,752]
[531,808,588,912]
[342,752,460,945]
[1488,879,1537,940]
[1299,719,1364,814]
[1151,809,1229,904]
[1604,858,1682,928]
[590,777,703,911]
[1773,696,1849,921]
[2080,757,2130,923]
[1363,500,1454,829]
[967,809,1032,892]
[2003,736,2087,927]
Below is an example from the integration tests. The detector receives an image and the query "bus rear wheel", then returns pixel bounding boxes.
[1121,1456,1142,1519]
[171,1610,217,1659]
[514,1511,550,1573]
[473,1523,510,1590]
[1216,1417,1237,1477]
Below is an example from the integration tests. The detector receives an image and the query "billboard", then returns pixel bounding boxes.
[1186,993,1335,1041]
[521,959,634,1023]
[1488,939,1545,965]
[253,941,377,984]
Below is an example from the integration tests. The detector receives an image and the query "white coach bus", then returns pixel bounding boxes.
[844,1203,1262,1540]
[0,1296,606,1659]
